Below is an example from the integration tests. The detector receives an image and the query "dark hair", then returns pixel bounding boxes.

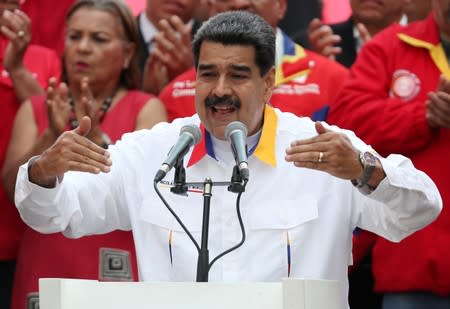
[192,11,275,76]
[63,0,141,89]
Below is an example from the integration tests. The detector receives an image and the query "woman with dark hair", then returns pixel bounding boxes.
[2,1,167,308]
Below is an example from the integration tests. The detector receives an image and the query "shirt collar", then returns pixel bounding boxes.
[396,14,450,78]
[187,105,278,167]
[399,14,408,26]
[275,28,284,67]
[352,25,363,53]
[139,12,159,49]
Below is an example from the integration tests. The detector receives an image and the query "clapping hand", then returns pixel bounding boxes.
[426,75,450,128]
[308,18,371,61]
[46,77,71,139]
[308,18,342,61]
[142,15,193,94]
[71,77,111,146]
[1,9,31,74]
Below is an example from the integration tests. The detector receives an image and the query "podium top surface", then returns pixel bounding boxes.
[39,278,340,309]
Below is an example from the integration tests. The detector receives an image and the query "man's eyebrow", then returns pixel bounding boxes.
[198,64,216,71]
[230,64,251,73]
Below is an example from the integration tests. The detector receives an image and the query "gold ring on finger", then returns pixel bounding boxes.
[318,151,324,163]
[17,30,25,38]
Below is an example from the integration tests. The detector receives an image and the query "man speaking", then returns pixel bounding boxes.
[15,11,441,309]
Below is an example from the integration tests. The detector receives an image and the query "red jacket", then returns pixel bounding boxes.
[328,14,450,295]
[159,31,348,121]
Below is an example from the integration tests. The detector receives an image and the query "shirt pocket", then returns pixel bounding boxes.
[245,196,319,279]
[139,199,203,232]
[248,196,318,230]
[138,200,203,281]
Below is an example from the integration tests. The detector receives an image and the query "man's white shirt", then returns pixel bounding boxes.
[15,107,442,309]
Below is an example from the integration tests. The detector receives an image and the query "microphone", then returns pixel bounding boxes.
[224,121,249,181]
[154,124,202,182]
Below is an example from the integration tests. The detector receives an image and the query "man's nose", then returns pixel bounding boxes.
[212,75,232,97]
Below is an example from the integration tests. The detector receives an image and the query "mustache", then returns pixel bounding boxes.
[204,95,241,109]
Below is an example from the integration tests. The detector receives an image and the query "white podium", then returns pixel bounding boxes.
[39,278,340,309]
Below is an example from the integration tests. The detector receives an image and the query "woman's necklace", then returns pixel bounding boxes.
[68,95,114,130]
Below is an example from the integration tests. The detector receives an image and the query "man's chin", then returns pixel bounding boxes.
[207,120,234,140]
[356,11,384,24]
[208,126,227,140]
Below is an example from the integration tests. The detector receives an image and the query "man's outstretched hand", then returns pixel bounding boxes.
[285,121,363,180]
[29,116,112,188]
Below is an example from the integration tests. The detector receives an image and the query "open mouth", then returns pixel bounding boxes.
[211,105,237,114]
[205,95,241,114]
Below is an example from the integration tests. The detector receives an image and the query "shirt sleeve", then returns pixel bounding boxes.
[15,160,129,238]
[13,130,156,238]
[347,136,442,242]
[14,125,174,238]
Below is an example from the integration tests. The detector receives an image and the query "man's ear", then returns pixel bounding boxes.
[263,67,276,104]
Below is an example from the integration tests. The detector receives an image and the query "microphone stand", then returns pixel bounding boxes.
[196,167,245,281]
[196,178,212,282]
[170,158,188,195]
[156,165,247,282]
[228,165,245,193]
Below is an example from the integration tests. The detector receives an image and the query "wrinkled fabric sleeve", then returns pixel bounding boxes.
[338,126,443,242]
[14,129,152,238]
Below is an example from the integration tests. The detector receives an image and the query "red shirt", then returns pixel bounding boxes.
[328,14,450,295]
[0,37,61,260]
[22,0,76,56]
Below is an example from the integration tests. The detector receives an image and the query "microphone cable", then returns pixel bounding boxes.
[209,179,248,271]
[154,180,200,252]
[153,179,248,273]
